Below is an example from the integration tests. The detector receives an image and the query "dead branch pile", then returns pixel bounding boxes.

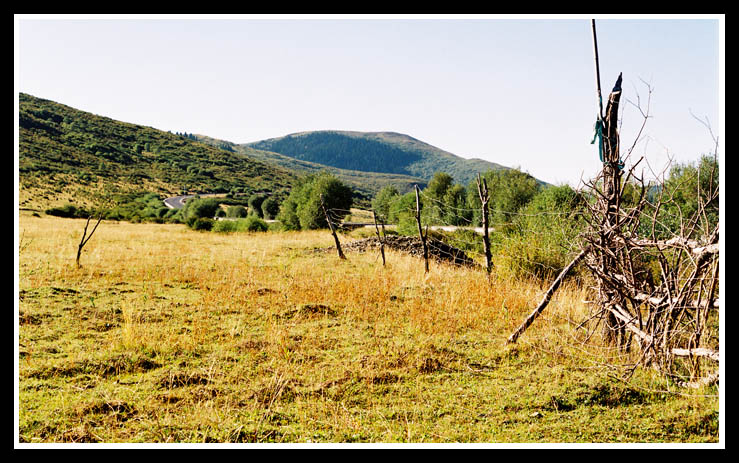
[506,74,719,390]
[576,76,720,388]
[580,173,719,388]
[325,236,475,267]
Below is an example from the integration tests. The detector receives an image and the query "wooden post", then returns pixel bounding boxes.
[601,73,623,225]
[476,173,493,274]
[373,210,386,266]
[591,19,604,121]
[599,74,625,344]
[320,194,346,260]
[414,185,429,273]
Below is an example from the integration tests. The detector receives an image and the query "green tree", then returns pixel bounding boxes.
[467,168,541,228]
[422,172,454,224]
[388,191,421,235]
[180,197,221,226]
[261,197,280,220]
[277,196,301,230]
[440,183,470,225]
[296,173,353,230]
[371,185,400,222]
[248,194,266,218]
[277,172,353,230]
[650,154,719,240]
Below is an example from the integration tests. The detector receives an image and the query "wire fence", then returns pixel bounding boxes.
[321,184,590,283]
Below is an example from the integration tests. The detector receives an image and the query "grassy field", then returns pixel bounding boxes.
[16,214,720,444]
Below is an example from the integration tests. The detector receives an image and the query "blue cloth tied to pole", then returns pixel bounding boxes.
[590,117,605,163]
[591,114,624,170]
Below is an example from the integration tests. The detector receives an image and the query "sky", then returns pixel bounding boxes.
[15,14,723,187]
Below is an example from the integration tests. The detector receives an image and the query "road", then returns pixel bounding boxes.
[163,193,226,210]
[163,194,194,209]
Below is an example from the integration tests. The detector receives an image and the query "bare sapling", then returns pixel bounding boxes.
[76,209,104,268]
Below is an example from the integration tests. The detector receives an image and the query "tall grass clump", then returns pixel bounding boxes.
[492,184,587,281]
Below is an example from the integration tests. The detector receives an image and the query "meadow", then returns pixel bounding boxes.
[17,214,719,444]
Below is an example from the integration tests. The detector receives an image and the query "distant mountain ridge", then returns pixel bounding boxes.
[18,92,547,212]
[194,134,428,198]
[245,130,515,186]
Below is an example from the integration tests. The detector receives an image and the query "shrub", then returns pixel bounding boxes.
[212,219,238,233]
[212,216,268,233]
[45,204,88,218]
[276,198,301,231]
[226,205,248,218]
[242,215,268,232]
[492,184,586,281]
[191,217,214,231]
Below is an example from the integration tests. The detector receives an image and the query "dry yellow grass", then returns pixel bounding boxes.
[17,214,719,444]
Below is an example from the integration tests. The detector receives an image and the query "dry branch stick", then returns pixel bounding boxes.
[506,247,590,344]
[607,304,719,362]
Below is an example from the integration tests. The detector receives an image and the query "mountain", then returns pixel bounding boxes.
[244,130,518,186]
[194,134,428,198]
[18,93,296,210]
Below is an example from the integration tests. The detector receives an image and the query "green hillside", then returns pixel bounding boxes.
[18,93,296,211]
[245,130,518,186]
[195,134,428,198]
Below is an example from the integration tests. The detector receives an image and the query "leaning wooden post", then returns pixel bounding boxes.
[476,173,493,274]
[602,73,623,225]
[414,184,429,273]
[76,210,104,269]
[506,247,589,344]
[598,73,625,344]
[320,194,346,260]
[372,210,386,266]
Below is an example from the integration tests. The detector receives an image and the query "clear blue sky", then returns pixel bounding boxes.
[15,15,723,186]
